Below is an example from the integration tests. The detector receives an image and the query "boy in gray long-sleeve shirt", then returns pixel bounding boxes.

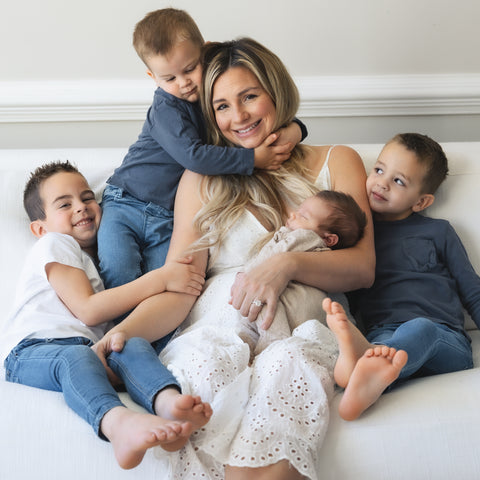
[324,133,480,422]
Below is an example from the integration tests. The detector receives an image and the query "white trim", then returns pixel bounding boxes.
[296,74,480,117]
[1,74,479,123]
[0,79,154,123]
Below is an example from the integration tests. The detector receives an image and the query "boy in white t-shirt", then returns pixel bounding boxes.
[1,161,211,470]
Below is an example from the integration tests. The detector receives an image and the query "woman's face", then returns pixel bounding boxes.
[212,66,276,149]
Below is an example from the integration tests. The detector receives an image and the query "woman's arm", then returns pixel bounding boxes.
[294,145,375,288]
[230,145,375,325]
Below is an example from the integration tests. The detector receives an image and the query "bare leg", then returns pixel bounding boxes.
[100,406,191,469]
[322,298,371,388]
[153,387,213,451]
[225,460,305,480]
[338,346,408,421]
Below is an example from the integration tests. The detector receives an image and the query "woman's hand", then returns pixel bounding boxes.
[229,253,293,328]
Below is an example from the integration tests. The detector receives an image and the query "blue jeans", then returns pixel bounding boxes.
[4,336,179,438]
[98,185,174,291]
[366,317,473,386]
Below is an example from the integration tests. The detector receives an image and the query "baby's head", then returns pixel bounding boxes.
[286,190,367,249]
[133,8,204,103]
[367,133,448,221]
[24,161,101,254]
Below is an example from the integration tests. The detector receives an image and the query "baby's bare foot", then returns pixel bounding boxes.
[338,346,408,421]
[101,407,192,469]
[322,297,371,388]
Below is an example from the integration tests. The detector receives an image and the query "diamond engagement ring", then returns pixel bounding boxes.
[251,299,265,307]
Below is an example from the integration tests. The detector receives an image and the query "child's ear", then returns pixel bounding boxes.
[322,232,339,248]
[147,68,156,82]
[412,193,435,213]
[30,220,47,238]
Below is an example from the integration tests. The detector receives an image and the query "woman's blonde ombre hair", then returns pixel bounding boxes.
[192,38,318,261]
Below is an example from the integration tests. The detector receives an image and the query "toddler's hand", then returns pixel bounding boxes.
[163,256,205,295]
[254,132,292,170]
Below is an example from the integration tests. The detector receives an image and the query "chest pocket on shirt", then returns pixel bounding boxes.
[402,237,438,272]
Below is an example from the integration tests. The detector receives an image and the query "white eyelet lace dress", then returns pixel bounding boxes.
[155,149,339,479]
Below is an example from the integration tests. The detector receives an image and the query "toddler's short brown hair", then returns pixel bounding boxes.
[133,8,204,67]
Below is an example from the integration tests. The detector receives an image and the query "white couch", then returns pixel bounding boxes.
[1,143,479,480]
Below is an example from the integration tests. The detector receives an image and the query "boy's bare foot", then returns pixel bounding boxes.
[322,298,371,388]
[155,389,213,428]
[154,389,213,451]
[338,346,408,421]
[101,407,192,469]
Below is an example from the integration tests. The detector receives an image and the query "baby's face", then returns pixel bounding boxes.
[286,196,330,234]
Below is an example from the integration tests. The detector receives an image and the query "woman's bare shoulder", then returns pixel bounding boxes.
[330,144,362,160]
[327,145,368,197]
[176,170,205,211]
[181,169,204,183]
[303,144,362,177]
[178,170,204,195]
[327,145,365,174]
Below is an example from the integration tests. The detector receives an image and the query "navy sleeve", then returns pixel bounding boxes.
[443,222,480,327]
[293,118,308,142]
[148,98,254,176]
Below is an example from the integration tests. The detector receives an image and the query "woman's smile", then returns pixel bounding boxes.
[212,66,276,149]
[235,120,261,134]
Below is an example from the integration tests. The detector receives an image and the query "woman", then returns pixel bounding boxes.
[98,38,374,479]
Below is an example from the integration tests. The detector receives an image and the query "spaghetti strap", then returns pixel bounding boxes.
[315,145,336,191]
[324,145,336,166]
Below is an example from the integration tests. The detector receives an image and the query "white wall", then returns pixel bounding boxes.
[1,0,479,147]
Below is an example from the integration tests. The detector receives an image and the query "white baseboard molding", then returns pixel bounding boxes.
[1,74,479,123]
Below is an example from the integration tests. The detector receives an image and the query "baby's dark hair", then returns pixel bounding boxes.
[389,133,449,194]
[24,160,80,222]
[316,190,367,249]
